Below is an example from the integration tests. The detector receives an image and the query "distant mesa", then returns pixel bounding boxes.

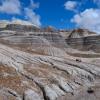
[0,20,40,32]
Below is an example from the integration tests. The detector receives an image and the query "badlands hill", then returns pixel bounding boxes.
[0,22,100,100]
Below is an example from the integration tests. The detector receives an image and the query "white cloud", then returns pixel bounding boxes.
[30,0,39,9]
[71,8,100,33]
[0,0,21,14]
[0,0,41,27]
[24,8,41,27]
[64,1,77,11]
[11,17,33,25]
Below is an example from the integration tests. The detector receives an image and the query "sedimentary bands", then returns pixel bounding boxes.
[0,24,100,100]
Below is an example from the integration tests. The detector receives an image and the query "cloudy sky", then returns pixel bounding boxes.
[0,0,100,33]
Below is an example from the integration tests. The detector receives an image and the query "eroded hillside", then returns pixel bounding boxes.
[0,23,100,100]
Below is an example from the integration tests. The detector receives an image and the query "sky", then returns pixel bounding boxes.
[0,0,100,33]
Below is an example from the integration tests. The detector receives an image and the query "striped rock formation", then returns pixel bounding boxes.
[0,23,100,100]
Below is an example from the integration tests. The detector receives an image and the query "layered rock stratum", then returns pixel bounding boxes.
[0,22,100,100]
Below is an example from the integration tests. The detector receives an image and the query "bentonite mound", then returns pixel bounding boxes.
[0,23,100,100]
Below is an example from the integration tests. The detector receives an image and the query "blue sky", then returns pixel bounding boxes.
[0,0,100,33]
